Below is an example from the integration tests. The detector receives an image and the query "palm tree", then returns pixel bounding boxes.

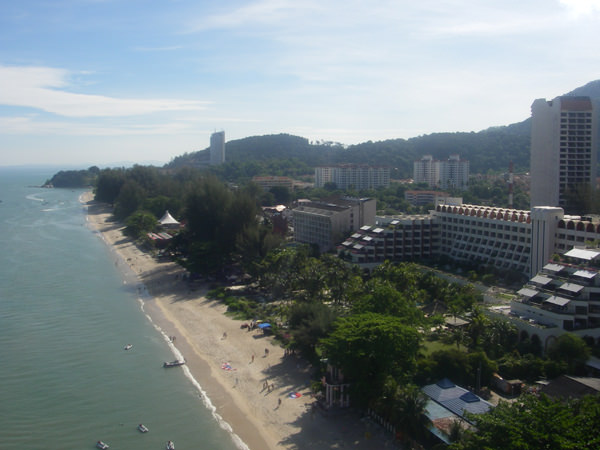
[392,384,431,445]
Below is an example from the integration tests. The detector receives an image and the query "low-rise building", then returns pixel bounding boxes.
[251,176,295,191]
[506,247,600,351]
[404,190,450,206]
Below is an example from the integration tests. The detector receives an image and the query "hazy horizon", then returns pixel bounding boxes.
[1,0,599,166]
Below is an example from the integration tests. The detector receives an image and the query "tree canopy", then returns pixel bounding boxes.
[450,394,600,450]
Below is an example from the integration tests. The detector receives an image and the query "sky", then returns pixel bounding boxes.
[1,0,600,167]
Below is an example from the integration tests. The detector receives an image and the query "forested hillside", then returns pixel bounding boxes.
[166,80,600,178]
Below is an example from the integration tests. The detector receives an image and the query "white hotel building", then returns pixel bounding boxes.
[339,203,600,350]
[339,202,600,278]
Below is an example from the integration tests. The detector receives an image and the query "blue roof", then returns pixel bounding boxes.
[422,379,492,422]
[436,378,455,389]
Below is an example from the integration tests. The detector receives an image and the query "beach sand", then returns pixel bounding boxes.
[82,193,396,450]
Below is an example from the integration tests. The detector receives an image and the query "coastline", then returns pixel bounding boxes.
[81,192,395,450]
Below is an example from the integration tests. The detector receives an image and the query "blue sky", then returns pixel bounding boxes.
[1,0,599,167]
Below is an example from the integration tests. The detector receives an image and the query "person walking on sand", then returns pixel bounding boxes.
[251,354,255,363]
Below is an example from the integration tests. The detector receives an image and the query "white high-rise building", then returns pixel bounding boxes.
[413,155,469,190]
[530,96,599,210]
[210,131,225,165]
[314,165,390,190]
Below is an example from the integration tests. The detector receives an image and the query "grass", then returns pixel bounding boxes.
[421,335,467,355]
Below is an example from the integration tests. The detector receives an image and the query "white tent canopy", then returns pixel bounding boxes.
[159,210,180,226]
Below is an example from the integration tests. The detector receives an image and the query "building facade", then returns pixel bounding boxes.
[530,96,599,210]
[404,190,451,206]
[210,131,226,165]
[314,164,390,190]
[251,176,294,191]
[338,200,600,278]
[292,197,376,252]
[413,155,469,190]
[505,248,600,351]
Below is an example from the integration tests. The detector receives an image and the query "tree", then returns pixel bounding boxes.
[113,180,146,220]
[287,302,338,363]
[319,313,421,407]
[353,278,424,324]
[393,384,432,444]
[124,211,157,238]
[450,394,600,450]
[183,176,260,272]
[547,334,591,375]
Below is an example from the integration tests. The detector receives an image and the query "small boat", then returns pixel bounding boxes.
[137,423,149,433]
[96,441,109,449]
[124,344,133,350]
[166,440,175,450]
[163,359,185,368]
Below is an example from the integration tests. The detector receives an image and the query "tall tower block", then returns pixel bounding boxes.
[210,131,225,165]
[530,96,598,210]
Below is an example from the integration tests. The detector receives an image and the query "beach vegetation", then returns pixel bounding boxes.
[448,393,600,450]
[373,381,431,446]
[287,302,339,364]
[320,312,421,407]
[124,210,158,238]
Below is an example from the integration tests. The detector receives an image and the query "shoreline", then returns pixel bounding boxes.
[81,192,395,450]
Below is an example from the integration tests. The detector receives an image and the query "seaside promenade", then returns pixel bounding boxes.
[82,192,396,450]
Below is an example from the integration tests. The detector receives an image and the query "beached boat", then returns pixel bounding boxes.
[124,344,133,350]
[163,359,185,368]
[166,440,175,450]
[137,423,149,433]
[96,441,109,449]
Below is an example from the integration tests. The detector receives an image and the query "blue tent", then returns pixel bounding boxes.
[257,323,272,329]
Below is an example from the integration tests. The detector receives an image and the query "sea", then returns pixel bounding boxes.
[0,167,244,450]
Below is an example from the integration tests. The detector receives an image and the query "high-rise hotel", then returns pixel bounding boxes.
[530,96,599,210]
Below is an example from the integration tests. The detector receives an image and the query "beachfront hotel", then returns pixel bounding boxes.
[489,247,600,353]
[338,202,600,278]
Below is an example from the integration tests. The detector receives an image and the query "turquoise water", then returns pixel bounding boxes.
[0,168,242,450]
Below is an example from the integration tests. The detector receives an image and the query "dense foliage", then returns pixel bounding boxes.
[450,393,600,450]
[44,166,100,188]
[165,124,532,180]
[93,166,282,275]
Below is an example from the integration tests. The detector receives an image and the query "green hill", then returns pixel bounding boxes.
[166,80,600,178]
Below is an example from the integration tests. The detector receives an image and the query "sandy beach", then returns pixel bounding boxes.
[82,192,396,450]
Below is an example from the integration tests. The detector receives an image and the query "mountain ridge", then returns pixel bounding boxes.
[166,80,600,177]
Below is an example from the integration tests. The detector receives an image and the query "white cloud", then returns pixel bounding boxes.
[186,0,322,32]
[559,0,600,16]
[0,65,209,117]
